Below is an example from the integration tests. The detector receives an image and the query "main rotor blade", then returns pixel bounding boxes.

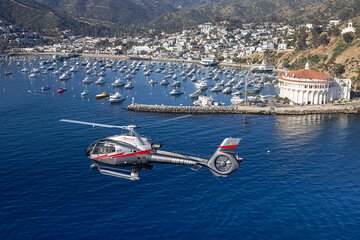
[142,115,192,127]
[60,119,135,130]
[159,115,192,123]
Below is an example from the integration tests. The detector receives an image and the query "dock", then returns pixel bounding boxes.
[126,103,360,115]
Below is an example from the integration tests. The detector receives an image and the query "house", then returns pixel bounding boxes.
[341,22,356,34]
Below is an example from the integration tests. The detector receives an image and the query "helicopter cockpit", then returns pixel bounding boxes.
[85,140,117,156]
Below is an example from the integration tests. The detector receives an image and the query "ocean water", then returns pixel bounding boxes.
[1,58,360,239]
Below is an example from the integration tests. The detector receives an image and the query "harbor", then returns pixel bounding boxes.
[127,102,360,115]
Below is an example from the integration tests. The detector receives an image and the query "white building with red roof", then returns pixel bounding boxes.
[278,62,351,105]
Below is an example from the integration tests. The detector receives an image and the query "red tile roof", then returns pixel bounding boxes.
[282,69,332,80]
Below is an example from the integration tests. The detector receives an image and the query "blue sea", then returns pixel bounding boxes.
[1,57,360,239]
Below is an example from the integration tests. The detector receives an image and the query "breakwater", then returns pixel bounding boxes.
[126,103,360,115]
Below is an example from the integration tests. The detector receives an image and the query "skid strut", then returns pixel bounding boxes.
[91,163,140,180]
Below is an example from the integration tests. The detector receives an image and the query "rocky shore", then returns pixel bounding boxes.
[126,103,360,115]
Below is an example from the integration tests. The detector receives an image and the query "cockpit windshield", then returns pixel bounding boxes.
[92,142,116,155]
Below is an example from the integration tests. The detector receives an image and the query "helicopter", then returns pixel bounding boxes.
[60,119,242,180]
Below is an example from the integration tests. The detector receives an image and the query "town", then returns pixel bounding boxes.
[1,19,354,65]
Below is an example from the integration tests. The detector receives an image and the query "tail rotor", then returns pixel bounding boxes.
[207,138,242,176]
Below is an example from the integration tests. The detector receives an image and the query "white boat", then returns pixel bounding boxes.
[108,92,126,103]
[210,84,223,92]
[95,77,106,85]
[222,87,232,94]
[29,73,37,78]
[69,66,78,72]
[189,90,202,98]
[160,79,169,85]
[82,77,92,84]
[59,73,70,81]
[31,68,40,74]
[200,58,219,66]
[41,85,50,90]
[111,78,125,87]
[193,96,217,107]
[231,90,242,96]
[172,81,181,87]
[21,68,29,72]
[148,79,157,85]
[124,82,134,89]
[81,90,90,96]
[230,96,245,105]
[170,88,183,96]
[195,80,208,90]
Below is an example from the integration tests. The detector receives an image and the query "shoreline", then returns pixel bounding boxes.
[8,52,259,69]
[126,102,360,115]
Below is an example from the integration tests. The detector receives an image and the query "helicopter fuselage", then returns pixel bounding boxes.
[85,134,153,166]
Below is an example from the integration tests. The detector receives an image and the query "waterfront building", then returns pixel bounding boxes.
[278,63,351,105]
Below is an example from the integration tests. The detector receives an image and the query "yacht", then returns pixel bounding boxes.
[81,90,90,96]
[189,90,202,98]
[169,88,183,96]
[82,77,93,84]
[222,87,232,94]
[193,96,218,107]
[111,78,125,87]
[200,58,219,67]
[95,77,106,85]
[160,79,169,85]
[172,81,181,87]
[124,82,134,89]
[210,84,223,92]
[41,85,50,91]
[108,92,126,103]
[195,80,208,90]
[148,79,157,85]
[59,73,70,81]
[29,73,37,78]
[230,96,245,105]
[69,66,78,72]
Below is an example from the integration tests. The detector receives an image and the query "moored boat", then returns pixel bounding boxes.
[41,85,50,91]
[96,92,109,99]
[108,92,125,103]
[81,90,90,96]
[56,87,67,93]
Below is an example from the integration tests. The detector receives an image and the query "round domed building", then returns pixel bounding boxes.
[278,63,351,105]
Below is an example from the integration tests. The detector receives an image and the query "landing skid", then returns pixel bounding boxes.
[91,163,140,180]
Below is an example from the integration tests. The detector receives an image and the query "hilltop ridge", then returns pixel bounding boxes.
[0,0,359,35]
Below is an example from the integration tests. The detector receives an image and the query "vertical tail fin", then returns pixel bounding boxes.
[207,138,242,176]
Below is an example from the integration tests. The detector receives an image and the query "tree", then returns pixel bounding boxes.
[296,29,308,50]
[319,33,330,45]
[334,64,345,77]
[329,27,340,37]
[343,32,354,44]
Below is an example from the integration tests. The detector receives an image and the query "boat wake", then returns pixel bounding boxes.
[27,90,54,97]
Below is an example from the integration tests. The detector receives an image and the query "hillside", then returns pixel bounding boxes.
[1,0,359,35]
[244,17,360,88]
[0,0,114,36]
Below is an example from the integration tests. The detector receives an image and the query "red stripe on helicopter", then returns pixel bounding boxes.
[92,149,152,160]
[218,144,238,149]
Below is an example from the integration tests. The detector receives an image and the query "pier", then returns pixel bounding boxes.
[126,103,360,115]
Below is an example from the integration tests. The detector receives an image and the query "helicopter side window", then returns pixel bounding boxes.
[93,143,106,154]
[105,143,116,153]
